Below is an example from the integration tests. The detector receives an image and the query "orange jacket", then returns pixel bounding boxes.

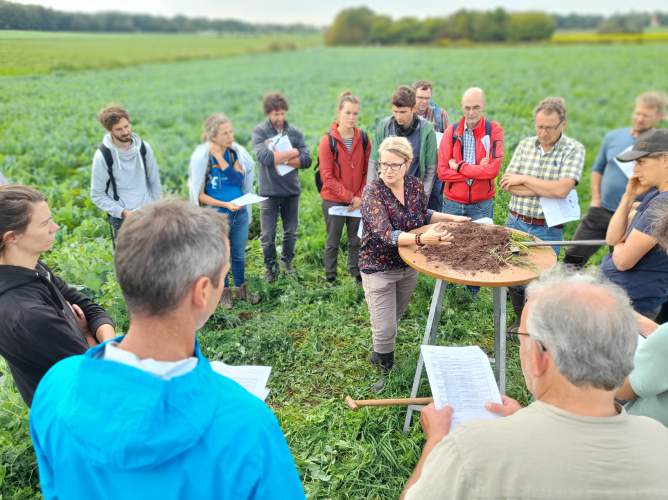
[318,123,370,204]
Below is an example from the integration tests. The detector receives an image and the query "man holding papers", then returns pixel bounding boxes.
[30,200,305,499]
[564,91,666,267]
[402,268,668,499]
[252,92,311,282]
[500,97,584,327]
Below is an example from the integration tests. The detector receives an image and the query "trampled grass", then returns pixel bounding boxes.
[0,30,323,77]
[1,43,668,498]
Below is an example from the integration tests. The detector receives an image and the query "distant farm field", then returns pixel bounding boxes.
[1,40,668,498]
[0,30,323,76]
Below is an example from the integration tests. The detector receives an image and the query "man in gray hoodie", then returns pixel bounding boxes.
[252,92,311,281]
[90,105,162,239]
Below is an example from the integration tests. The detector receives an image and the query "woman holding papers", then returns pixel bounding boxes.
[188,113,260,308]
[319,91,371,285]
[359,137,469,381]
[601,129,668,319]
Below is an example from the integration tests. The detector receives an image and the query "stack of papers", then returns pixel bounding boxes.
[328,206,362,218]
[421,345,502,430]
[539,189,581,227]
[268,134,295,176]
[229,193,268,207]
[210,361,272,401]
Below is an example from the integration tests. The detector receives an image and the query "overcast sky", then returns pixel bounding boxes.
[13,0,668,25]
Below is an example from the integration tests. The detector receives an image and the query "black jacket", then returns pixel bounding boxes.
[0,262,114,406]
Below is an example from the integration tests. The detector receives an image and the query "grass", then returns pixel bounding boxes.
[0,30,323,77]
[552,31,668,44]
[1,42,668,498]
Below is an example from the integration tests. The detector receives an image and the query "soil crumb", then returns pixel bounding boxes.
[417,222,513,274]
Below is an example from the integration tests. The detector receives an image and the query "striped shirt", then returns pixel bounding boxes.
[419,105,449,133]
[506,134,585,219]
[343,137,353,151]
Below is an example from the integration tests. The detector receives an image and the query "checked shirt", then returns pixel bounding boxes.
[506,134,585,219]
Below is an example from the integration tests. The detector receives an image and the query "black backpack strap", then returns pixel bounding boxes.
[98,144,119,201]
[328,133,338,167]
[139,141,150,189]
[360,130,369,153]
[485,119,492,138]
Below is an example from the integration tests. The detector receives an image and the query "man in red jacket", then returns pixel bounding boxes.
[437,87,504,296]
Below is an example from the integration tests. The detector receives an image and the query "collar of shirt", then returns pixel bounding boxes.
[534,134,564,155]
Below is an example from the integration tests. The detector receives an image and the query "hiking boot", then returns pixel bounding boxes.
[370,351,394,372]
[282,261,297,277]
[265,264,278,283]
[325,275,336,285]
[220,288,233,309]
[234,283,261,305]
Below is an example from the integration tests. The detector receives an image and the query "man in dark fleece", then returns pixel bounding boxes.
[0,185,115,406]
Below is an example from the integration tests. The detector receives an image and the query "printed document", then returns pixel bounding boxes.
[615,145,636,178]
[328,205,362,218]
[230,193,268,207]
[421,345,502,430]
[435,132,444,147]
[268,134,295,176]
[210,361,271,401]
[539,189,580,227]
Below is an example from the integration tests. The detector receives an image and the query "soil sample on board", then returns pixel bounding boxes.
[417,222,522,274]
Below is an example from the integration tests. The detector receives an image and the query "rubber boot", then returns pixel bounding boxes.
[370,351,394,393]
[234,283,261,305]
[508,286,525,334]
[220,288,233,309]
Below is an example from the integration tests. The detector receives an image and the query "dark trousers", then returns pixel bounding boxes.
[108,215,123,247]
[427,180,444,211]
[260,195,299,269]
[563,206,614,267]
[322,200,361,279]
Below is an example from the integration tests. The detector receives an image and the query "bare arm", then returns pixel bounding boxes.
[506,185,538,196]
[514,176,575,198]
[590,172,602,207]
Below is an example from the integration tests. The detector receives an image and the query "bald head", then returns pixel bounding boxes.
[524,267,637,391]
[461,87,486,128]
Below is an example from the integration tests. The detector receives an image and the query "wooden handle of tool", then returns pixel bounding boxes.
[345,395,433,411]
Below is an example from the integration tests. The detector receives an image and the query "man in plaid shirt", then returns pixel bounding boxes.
[500,97,585,327]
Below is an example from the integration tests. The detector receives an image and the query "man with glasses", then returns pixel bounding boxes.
[402,268,668,499]
[564,91,666,267]
[500,97,584,328]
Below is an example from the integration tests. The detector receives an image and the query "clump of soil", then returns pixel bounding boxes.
[417,222,515,274]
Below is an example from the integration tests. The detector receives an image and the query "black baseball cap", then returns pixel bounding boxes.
[617,129,668,162]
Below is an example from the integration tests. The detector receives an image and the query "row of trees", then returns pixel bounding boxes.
[0,0,318,33]
[555,12,668,33]
[325,8,556,45]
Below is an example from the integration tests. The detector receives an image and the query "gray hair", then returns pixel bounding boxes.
[525,266,637,391]
[114,198,230,316]
[201,113,230,142]
[533,97,567,122]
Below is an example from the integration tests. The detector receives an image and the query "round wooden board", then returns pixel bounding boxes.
[399,223,558,287]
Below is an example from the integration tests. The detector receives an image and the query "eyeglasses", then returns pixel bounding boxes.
[379,161,405,172]
[535,121,563,133]
[506,329,548,352]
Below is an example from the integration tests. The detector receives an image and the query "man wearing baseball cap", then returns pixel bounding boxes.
[600,129,668,319]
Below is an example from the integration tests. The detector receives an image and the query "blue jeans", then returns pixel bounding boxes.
[441,198,494,221]
[505,214,563,256]
[441,198,494,295]
[225,208,250,287]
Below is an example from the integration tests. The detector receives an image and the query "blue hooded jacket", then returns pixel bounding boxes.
[30,340,305,500]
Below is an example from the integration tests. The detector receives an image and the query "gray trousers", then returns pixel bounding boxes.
[322,200,361,279]
[260,195,299,269]
[362,267,419,354]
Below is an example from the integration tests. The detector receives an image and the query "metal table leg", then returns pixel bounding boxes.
[493,287,507,394]
[403,279,446,433]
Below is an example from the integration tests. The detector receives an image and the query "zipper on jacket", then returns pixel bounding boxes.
[468,183,472,204]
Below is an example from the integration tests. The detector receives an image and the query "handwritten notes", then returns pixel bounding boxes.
[421,345,502,430]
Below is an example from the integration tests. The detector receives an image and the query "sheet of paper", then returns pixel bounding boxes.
[229,193,268,207]
[210,361,271,401]
[421,345,502,430]
[539,189,580,227]
[473,217,494,225]
[615,145,636,178]
[357,220,364,239]
[268,134,295,176]
[435,132,444,147]
[481,135,490,155]
[328,205,362,218]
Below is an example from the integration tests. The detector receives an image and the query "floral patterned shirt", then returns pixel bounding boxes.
[359,176,433,273]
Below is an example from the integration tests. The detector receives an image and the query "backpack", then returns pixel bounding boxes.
[98,142,149,202]
[314,131,369,193]
[430,101,444,133]
[451,120,497,159]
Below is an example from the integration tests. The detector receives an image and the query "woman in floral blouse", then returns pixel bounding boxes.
[360,137,468,380]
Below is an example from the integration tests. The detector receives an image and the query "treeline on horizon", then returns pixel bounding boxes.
[0,0,319,33]
[325,7,668,45]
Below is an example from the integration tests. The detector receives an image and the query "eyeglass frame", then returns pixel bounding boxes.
[378,160,407,172]
[506,329,548,352]
[535,121,563,133]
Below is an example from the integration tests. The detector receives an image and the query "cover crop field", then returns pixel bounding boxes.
[1,41,668,498]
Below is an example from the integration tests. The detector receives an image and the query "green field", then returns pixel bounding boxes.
[1,39,668,498]
[0,30,323,76]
